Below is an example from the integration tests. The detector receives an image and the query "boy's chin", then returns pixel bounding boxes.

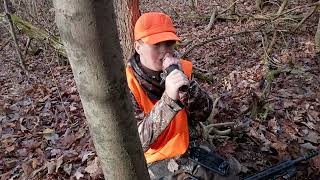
[152,65,163,72]
[154,67,163,72]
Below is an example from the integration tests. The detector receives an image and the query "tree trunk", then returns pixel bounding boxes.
[114,0,140,62]
[53,1,149,180]
[315,14,320,52]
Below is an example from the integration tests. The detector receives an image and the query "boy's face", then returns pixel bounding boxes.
[135,40,175,71]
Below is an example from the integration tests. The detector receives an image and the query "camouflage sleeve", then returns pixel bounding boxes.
[185,80,213,122]
[129,92,183,151]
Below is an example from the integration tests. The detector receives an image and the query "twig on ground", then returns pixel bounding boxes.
[205,8,217,31]
[263,0,281,8]
[206,122,235,128]
[228,0,236,15]
[0,37,11,51]
[255,0,262,11]
[220,0,240,15]
[24,37,31,55]
[3,0,28,74]
[266,31,277,56]
[182,30,261,58]
[272,1,320,21]
[293,5,318,32]
[276,0,288,16]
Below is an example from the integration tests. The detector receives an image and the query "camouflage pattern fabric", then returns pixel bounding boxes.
[127,54,241,179]
[127,53,213,151]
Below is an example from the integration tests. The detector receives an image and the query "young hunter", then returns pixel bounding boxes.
[126,12,241,180]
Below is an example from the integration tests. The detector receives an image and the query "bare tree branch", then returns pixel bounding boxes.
[205,8,217,31]
[229,0,236,15]
[3,0,28,74]
[294,5,318,32]
[181,30,261,58]
[276,0,288,15]
[272,1,319,21]
[219,0,240,15]
[0,37,11,51]
[23,37,31,55]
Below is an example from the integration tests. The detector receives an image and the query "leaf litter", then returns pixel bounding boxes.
[0,0,319,179]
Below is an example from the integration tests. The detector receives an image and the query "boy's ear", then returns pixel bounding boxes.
[134,41,141,54]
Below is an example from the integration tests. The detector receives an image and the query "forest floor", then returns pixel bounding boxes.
[1,0,320,179]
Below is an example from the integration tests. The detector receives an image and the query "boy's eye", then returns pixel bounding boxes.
[154,41,175,48]
[166,41,176,47]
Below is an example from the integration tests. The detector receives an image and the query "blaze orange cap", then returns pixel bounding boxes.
[134,12,180,45]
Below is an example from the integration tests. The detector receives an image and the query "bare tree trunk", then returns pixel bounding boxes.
[114,0,140,62]
[315,14,320,52]
[53,1,149,179]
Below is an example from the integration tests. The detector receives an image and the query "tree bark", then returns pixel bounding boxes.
[114,0,140,62]
[53,1,149,179]
[3,0,27,73]
[315,14,320,52]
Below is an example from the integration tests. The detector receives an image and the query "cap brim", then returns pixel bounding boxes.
[141,32,180,45]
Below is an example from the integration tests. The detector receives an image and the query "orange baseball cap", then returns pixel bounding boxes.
[134,12,180,45]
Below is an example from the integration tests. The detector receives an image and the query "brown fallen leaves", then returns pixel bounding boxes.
[0,65,104,179]
[1,0,320,179]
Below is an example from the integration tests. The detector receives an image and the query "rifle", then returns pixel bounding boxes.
[188,146,230,176]
[244,150,320,180]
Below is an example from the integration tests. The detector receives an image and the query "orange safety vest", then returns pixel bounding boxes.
[126,60,192,164]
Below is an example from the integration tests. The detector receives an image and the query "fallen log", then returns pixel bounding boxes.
[0,13,66,57]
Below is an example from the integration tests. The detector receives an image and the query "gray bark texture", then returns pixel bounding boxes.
[114,0,140,62]
[316,14,320,52]
[53,0,150,179]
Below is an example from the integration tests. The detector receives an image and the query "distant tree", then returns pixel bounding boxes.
[316,14,320,53]
[114,0,140,61]
[53,0,149,179]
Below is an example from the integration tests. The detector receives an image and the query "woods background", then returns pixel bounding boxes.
[1,0,320,179]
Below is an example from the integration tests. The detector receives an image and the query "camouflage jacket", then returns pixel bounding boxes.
[127,53,213,152]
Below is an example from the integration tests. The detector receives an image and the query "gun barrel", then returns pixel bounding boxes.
[244,150,320,180]
[244,160,293,180]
